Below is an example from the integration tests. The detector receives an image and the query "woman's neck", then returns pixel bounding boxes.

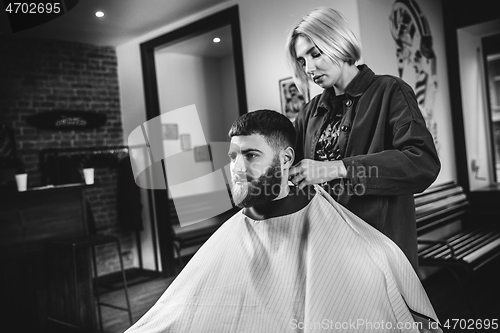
[334,63,359,95]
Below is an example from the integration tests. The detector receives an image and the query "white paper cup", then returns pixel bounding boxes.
[83,168,94,185]
[15,173,27,191]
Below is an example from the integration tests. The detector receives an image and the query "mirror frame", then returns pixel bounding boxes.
[140,5,247,122]
[139,5,247,276]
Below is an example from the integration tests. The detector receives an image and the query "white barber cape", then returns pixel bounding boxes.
[125,185,442,332]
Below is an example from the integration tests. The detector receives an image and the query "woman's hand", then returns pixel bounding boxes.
[288,159,347,189]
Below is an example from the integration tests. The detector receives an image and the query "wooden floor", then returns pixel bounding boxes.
[101,262,500,333]
[100,274,174,333]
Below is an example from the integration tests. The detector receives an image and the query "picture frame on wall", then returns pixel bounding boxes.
[163,123,179,140]
[180,134,191,151]
[279,77,309,122]
[194,145,212,162]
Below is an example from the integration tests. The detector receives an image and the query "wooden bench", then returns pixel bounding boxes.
[415,181,500,313]
[415,181,500,272]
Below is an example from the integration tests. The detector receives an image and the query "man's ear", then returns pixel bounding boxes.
[282,147,295,168]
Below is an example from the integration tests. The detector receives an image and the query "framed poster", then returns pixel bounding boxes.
[279,77,309,122]
[163,123,179,140]
[180,134,191,151]
[194,145,211,162]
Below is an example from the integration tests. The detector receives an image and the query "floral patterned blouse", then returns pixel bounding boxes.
[314,94,345,161]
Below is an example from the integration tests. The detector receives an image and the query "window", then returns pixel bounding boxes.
[483,34,500,182]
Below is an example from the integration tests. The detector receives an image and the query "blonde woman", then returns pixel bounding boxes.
[286,7,440,270]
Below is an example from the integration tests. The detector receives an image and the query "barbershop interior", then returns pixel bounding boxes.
[1,0,499,332]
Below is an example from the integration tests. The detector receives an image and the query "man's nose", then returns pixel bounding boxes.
[231,154,246,172]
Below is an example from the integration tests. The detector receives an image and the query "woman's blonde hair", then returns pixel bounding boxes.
[286,7,362,92]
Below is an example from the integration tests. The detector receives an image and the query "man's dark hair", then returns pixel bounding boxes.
[228,109,296,152]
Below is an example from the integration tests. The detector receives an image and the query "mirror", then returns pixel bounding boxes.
[140,5,247,276]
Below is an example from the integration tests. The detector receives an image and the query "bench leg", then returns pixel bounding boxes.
[443,267,478,318]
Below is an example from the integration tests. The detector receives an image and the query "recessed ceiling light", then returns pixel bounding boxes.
[213,37,221,43]
[95,11,104,18]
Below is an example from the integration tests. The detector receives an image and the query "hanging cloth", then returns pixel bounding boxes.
[117,156,143,231]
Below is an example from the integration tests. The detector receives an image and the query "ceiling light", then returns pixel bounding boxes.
[213,37,221,43]
[95,11,104,18]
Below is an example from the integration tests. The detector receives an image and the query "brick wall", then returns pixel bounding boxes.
[0,36,135,276]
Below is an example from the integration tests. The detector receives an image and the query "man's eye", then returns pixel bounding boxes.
[245,153,257,160]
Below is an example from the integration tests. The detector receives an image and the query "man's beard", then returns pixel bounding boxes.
[230,157,282,208]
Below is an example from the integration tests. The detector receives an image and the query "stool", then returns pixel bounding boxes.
[47,234,133,332]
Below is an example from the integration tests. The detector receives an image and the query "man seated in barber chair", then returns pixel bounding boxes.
[126,110,442,333]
